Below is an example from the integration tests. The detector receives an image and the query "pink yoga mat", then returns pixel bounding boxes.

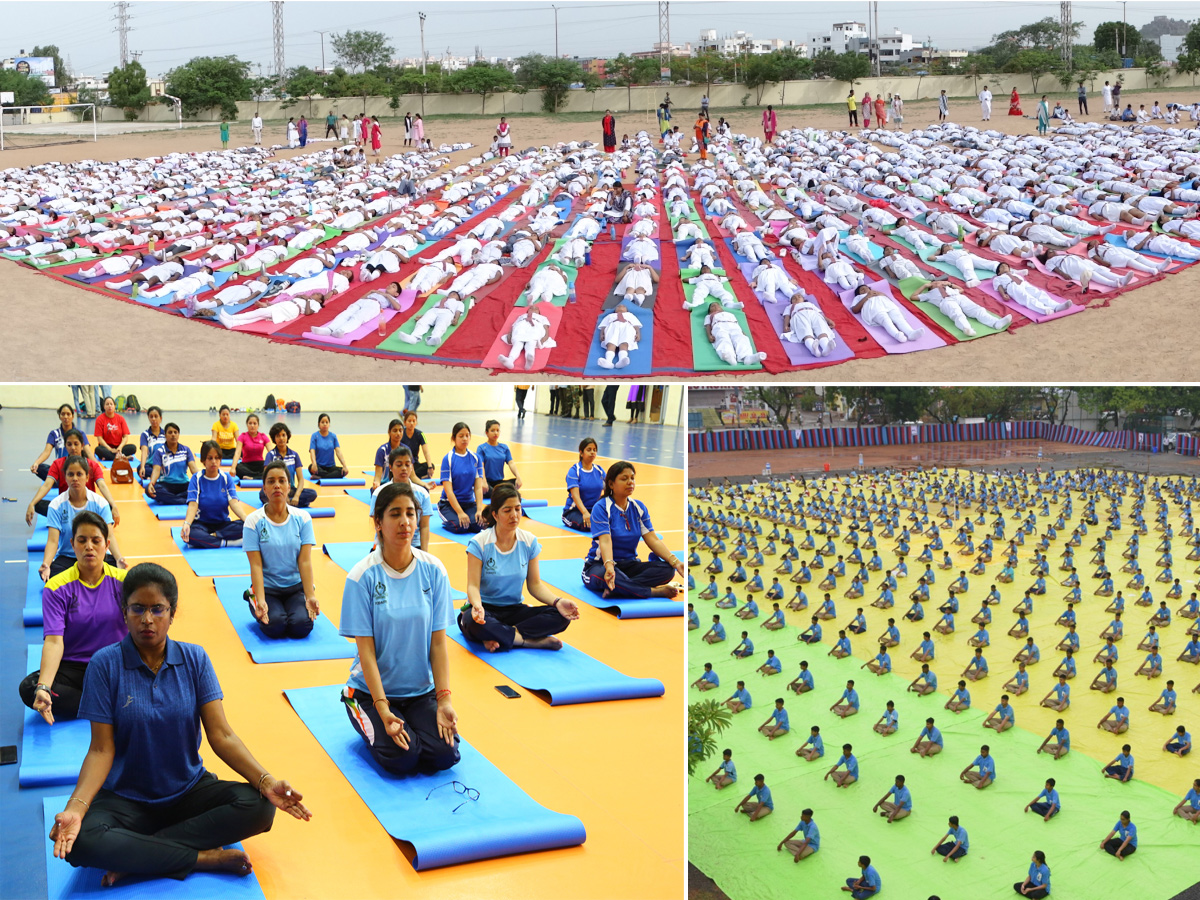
[302,308,398,346]
[837,281,946,355]
[482,304,565,373]
[976,280,1084,324]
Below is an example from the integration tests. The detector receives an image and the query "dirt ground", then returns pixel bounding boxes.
[2,92,1197,382]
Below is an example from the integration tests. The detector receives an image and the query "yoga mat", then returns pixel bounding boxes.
[445,629,664,705]
[211,576,355,664]
[170,527,251,577]
[320,542,468,599]
[24,559,44,626]
[20,646,91,787]
[536,559,683,619]
[300,308,397,346]
[581,304,654,378]
[28,513,49,551]
[685,288,763,372]
[837,282,946,355]
[42,797,265,899]
[523,504,587,534]
[1104,231,1199,263]
[759,290,857,366]
[896,277,1007,342]
[513,260,577,308]
[977,279,1084,324]
[283,684,587,869]
[310,476,365,486]
[146,489,258,519]
[482,304,564,374]
[376,293,472,356]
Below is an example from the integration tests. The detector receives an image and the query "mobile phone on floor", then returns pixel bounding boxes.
[0,745,17,766]
[495,685,520,699]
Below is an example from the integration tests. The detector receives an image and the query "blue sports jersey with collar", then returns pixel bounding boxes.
[720,758,737,781]
[749,783,773,809]
[47,490,113,558]
[974,754,996,780]
[1114,820,1137,847]
[467,527,540,606]
[797,818,820,849]
[587,496,654,565]
[47,427,90,457]
[475,441,513,482]
[1050,726,1070,749]
[263,447,303,486]
[139,428,164,456]
[309,431,340,467]
[340,547,452,698]
[564,462,606,515]
[152,443,195,483]
[242,506,315,589]
[440,449,484,503]
[187,471,239,524]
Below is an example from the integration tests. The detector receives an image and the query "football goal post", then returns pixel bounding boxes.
[0,102,98,151]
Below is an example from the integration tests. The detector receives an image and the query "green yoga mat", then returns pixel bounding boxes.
[376,293,469,355]
[20,251,101,270]
[896,277,1007,342]
[685,284,762,372]
[688,630,1197,900]
[669,198,705,227]
[514,258,578,307]
[680,267,727,280]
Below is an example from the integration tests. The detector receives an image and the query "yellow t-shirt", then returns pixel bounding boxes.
[212,421,239,450]
[847,96,857,111]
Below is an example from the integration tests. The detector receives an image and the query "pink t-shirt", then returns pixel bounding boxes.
[238,431,270,462]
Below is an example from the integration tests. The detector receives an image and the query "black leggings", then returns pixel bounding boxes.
[94,444,135,461]
[236,460,264,479]
[151,481,190,504]
[256,583,314,640]
[342,687,460,775]
[308,463,347,479]
[1104,838,1136,857]
[935,842,967,860]
[1013,887,1047,899]
[584,557,676,599]
[20,658,89,720]
[64,771,275,879]
[458,602,570,651]
[219,446,235,459]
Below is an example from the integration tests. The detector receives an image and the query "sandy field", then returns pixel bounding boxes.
[2,92,1197,383]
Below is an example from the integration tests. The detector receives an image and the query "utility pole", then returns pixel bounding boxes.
[418,11,427,117]
[1060,1,1073,70]
[272,0,285,95]
[552,5,559,58]
[315,30,327,73]
[1121,1,1127,57]
[113,2,130,68]
[659,1,670,77]
[873,0,881,77]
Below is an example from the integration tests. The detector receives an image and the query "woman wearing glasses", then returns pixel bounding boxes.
[583,461,684,599]
[460,484,579,652]
[340,482,460,774]
[48,563,311,886]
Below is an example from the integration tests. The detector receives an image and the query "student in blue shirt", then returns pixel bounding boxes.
[1150,679,1178,715]
[716,587,738,609]
[476,419,523,495]
[732,631,754,659]
[831,679,860,718]
[1026,778,1061,820]
[866,645,891,676]
[242,461,318,640]
[706,748,737,789]
[439,422,487,534]
[911,716,943,755]
[1056,602,1077,627]
[759,698,789,739]
[53,563,311,884]
[373,447,434,551]
[911,631,935,663]
[757,650,783,677]
[961,744,996,789]
[1103,743,1135,781]
[1101,811,1138,859]
[735,773,773,821]
[40,460,124,580]
[145,423,199,505]
[1178,592,1200,620]
[688,603,700,630]
[1040,675,1072,713]
[561,441,605,530]
[725,680,752,713]
[1092,660,1120,695]
[778,807,820,861]
[908,663,938,696]
[460,485,577,652]
[872,699,899,735]
[963,647,989,681]
[261,423,317,508]
[692,661,720,691]
[765,578,784,601]
[946,680,971,713]
[1164,724,1192,757]
[136,406,166,480]
[1135,649,1163,679]
[843,855,882,898]
[1056,623,1080,655]
[830,629,852,659]
[932,814,969,861]
[1094,636,1119,665]
[1014,850,1051,897]
[736,595,760,620]
[874,774,912,823]
[1008,612,1030,638]
[797,725,825,761]
[878,618,901,647]
[584,461,683,598]
[182,442,253,550]
[788,660,814,695]
[847,608,868,634]
[1171,777,1200,823]
[730,563,748,584]
[798,616,823,644]
[307,413,349,480]
[762,601,785,629]
[825,743,859,787]
[340,482,460,775]
[703,615,726,644]
[1099,696,1130,733]
[1038,718,1071,759]
[746,569,765,593]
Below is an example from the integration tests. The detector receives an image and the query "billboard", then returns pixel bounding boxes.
[13,56,56,89]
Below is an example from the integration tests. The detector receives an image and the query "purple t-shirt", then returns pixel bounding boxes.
[42,563,127,662]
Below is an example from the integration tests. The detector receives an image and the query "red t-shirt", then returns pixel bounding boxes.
[95,413,130,448]
[47,456,106,492]
[238,431,270,463]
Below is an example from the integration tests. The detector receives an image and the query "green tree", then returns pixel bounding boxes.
[748,388,800,429]
[811,48,838,79]
[831,51,871,89]
[691,49,733,96]
[1094,21,1140,57]
[1186,23,1200,56]
[0,68,52,106]
[165,56,252,120]
[449,62,516,113]
[609,53,659,110]
[107,60,150,118]
[345,72,387,113]
[1176,51,1200,85]
[30,44,70,90]
[742,53,781,105]
[688,699,732,776]
[514,53,584,113]
[773,47,812,104]
[1004,48,1058,92]
[283,65,325,114]
[330,30,394,73]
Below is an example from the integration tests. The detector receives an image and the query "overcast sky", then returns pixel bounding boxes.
[5,0,1191,78]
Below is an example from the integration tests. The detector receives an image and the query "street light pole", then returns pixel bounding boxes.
[553,5,559,58]
[315,31,327,73]
[1121,1,1126,57]
[418,12,427,117]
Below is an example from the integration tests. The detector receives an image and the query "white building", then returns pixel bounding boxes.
[697,30,807,57]
[807,21,868,57]
[1160,34,1185,63]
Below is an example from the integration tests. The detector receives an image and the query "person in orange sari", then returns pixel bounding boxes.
[1009,88,1023,116]
[694,114,710,160]
[874,94,887,128]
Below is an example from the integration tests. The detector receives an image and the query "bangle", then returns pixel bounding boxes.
[257,773,272,796]
[435,688,451,700]
[68,796,89,810]
[604,560,615,568]
[372,698,389,709]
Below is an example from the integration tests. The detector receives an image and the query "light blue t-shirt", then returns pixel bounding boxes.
[749,783,774,809]
[771,707,789,730]
[805,733,824,756]
[242,506,315,589]
[974,753,996,781]
[889,784,912,810]
[1114,820,1138,848]
[475,441,513,482]
[946,825,969,851]
[1028,862,1050,892]
[731,687,751,707]
[467,527,540,606]
[1050,726,1070,749]
[309,430,341,467]
[720,758,737,782]
[340,547,452,698]
[797,818,820,849]
[563,462,606,516]
[921,725,943,745]
[371,480,433,549]
[48,490,113,558]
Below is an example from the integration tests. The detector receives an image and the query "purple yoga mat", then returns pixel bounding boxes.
[736,259,855,365]
[617,235,663,271]
[302,308,398,345]
[837,280,946,355]
[976,280,1084,324]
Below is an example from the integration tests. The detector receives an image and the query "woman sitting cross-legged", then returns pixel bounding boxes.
[182,441,254,550]
[49,563,311,887]
[459,484,579,652]
[145,423,199,505]
[561,437,606,532]
[39,456,126,581]
[308,413,349,480]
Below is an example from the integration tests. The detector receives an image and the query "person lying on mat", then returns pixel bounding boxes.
[309,285,404,340]
[146,423,198,505]
[373,447,432,551]
[181,441,253,550]
[916,280,1012,336]
[241,461,318,639]
[596,304,642,370]
[397,292,468,348]
[260,423,316,508]
[704,303,768,367]
[49,563,311,886]
[582,460,684,599]
[92,396,134,462]
[477,419,523,496]
[438,422,486,534]
[27,428,119,522]
[781,295,838,358]
[459,484,578,652]
[308,414,349,480]
[40,457,126,581]
[22,512,126,724]
[497,302,557,371]
[339,482,460,775]
[232,412,270,479]
[562,438,605,532]
[851,285,925,344]
[30,404,96,480]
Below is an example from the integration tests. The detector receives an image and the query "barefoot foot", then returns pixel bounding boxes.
[195,848,253,877]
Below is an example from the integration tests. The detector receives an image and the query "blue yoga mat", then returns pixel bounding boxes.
[28,513,49,551]
[428,517,479,547]
[20,646,91,787]
[310,476,365,486]
[320,542,466,600]
[582,304,654,378]
[153,501,336,521]
[211,576,354,663]
[446,629,663,705]
[170,528,250,577]
[536,558,683,619]
[284,684,586,869]
[523,505,584,534]
[343,488,373,506]
[24,557,45,627]
[1104,231,1198,263]
[42,797,264,899]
